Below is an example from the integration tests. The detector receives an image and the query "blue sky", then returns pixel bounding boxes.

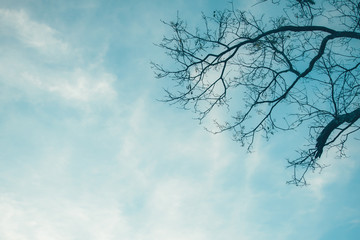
[0,0,359,239]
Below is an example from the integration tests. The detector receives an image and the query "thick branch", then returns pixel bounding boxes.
[315,107,360,158]
[228,26,360,52]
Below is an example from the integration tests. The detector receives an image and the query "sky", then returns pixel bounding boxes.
[0,0,359,239]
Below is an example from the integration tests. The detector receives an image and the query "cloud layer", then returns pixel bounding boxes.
[0,1,359,240]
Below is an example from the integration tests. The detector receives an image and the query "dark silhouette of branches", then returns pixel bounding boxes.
[153,0,360,185]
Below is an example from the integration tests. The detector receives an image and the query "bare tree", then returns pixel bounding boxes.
[153,0,360,185]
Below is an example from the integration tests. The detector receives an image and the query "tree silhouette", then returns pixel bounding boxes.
[153,0,360,185]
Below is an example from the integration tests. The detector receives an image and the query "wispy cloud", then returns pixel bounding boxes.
[20,68,117,102]
[0,8,117,107]
[0,9,69,55]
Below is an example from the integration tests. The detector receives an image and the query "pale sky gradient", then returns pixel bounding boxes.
[0,0,359,239]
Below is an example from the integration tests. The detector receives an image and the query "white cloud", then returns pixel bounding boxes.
[21,68,117,102]
[0,194,132,240]
[0,8,117,106]
[0,8,69,55]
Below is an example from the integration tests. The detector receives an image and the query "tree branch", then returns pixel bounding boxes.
[315,107,360,158]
